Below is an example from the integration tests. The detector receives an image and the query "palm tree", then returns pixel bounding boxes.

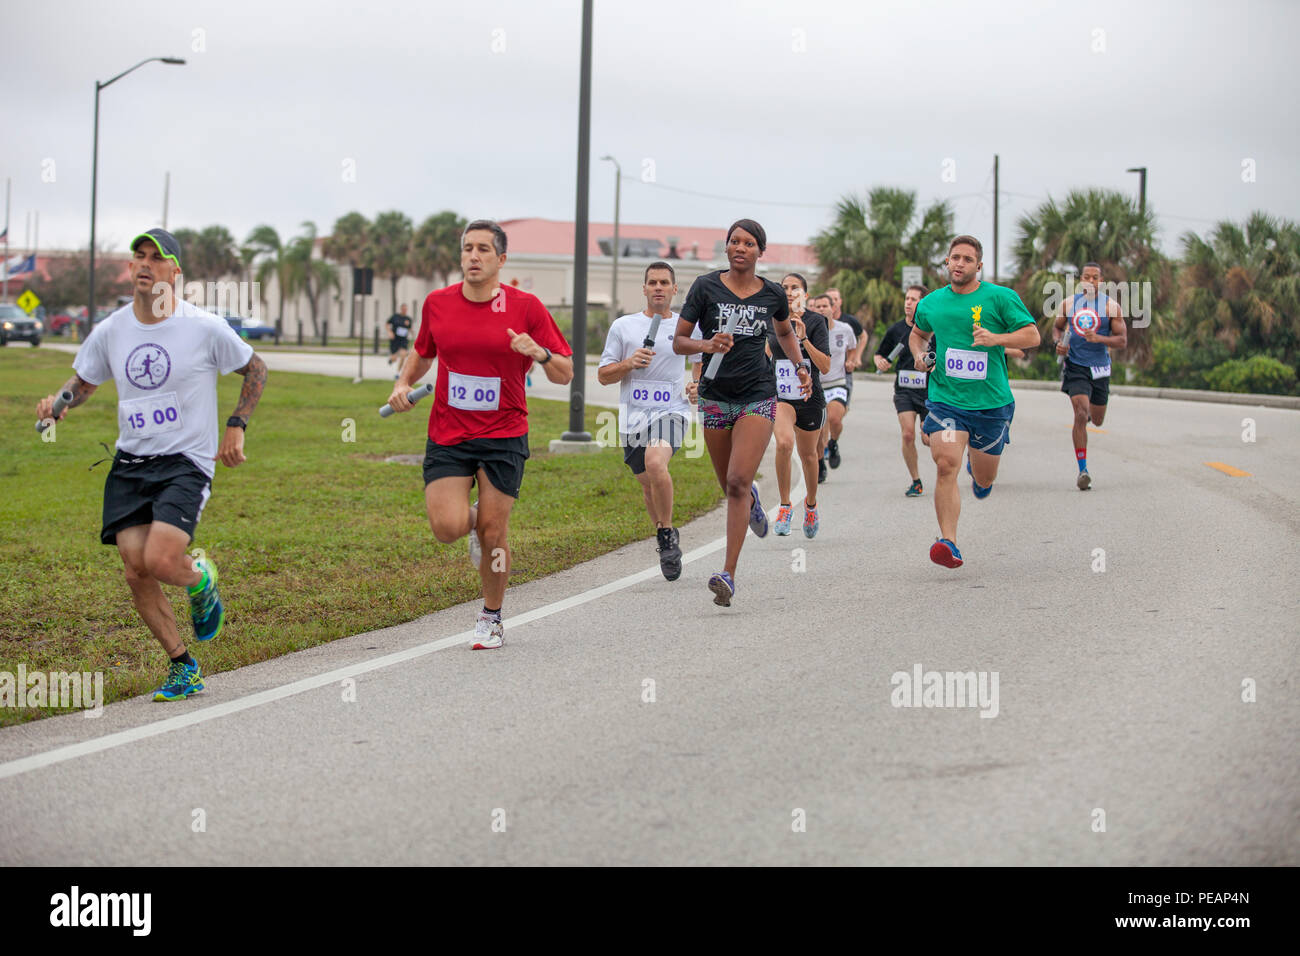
[811,187,953,329]
[286,221,339,338]
[188,226,240,285]
[247,225,290,332]
[368,210,414,318]
[323,212,371,336]
[1178,212,1300,366]
[1010,188,1173,367]
[410,210,466,289]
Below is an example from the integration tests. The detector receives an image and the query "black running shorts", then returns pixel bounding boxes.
[101,452,212,545]
[1061,360,1110,406]
[422,435,530,499]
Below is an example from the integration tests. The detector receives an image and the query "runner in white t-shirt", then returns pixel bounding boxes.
[598,261,692,580]
[810,293,858,483]
[35,228,268,703]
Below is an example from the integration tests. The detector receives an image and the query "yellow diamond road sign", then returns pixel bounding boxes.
[16,290,39,315]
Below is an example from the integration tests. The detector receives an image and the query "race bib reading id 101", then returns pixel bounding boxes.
[944,348,988,381]
[775,360,800,400]
[447,371,501,411]
[630,379,674,408]
[121,391,183,439]
[898,370,927,389]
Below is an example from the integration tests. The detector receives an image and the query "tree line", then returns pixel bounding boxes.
[812,187,1300,395]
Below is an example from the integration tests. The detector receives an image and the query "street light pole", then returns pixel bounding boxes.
[601,155,620,320]
[561,0,594,443]
[1126,166,1147,218]
[89,56,185,330]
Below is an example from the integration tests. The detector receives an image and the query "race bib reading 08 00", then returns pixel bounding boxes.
[774,360,800,400]
[944,348,989,381]
[447,371,501,411]
[629,379,674,408]
[121,391,183,439]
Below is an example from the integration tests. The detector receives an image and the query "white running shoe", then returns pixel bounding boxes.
[471,614,504,650]
[468,505,482,570]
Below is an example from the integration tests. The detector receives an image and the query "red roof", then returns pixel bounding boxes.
[498,218,817,266]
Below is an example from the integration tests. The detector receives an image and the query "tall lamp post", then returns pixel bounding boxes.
[89,56,185,329]
[1126,166,1147,218]
[600,155,621,320]
[560,0,594,444]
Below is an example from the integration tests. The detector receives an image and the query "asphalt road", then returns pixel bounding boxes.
[4,348,1297,864]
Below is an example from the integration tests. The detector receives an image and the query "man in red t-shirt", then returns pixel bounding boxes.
[387,220,573,648]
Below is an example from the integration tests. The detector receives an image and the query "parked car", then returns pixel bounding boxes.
[49,312,78,336]
[223,315,276,340]
[0,303,42,346]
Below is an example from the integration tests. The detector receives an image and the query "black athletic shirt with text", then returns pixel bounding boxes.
[767,310,828,408]
[681,270,790,404]
[877,319,933,384]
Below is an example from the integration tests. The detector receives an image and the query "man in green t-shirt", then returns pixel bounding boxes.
[909,235,1041,568]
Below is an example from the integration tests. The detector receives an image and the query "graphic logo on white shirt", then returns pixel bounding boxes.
[125,344,171,390]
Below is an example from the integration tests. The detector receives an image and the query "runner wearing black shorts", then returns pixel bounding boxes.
[674,218,811,607]
[387,220,574,649]
[35,227,268,702]
[1053,262,1127,490]
[825,287,866,469]
[768,273,830,538]
[875,284,933,496]
[387,304,413,378]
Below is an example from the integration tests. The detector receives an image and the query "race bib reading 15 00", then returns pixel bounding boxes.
[121,391,183,438]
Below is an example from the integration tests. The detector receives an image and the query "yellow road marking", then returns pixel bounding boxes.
[1204,462,1251,477]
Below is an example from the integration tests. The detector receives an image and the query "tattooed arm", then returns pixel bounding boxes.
[36,375,98,423]
[218,354,267,468]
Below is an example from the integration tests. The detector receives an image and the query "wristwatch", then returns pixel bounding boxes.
[226,416,248,430]
[539,347,553,364]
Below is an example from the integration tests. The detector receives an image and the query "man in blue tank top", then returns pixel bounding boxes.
[1053,262,1127,490]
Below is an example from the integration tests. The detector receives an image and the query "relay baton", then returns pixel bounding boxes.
[379,383,435,418]
[643,314,663,348]
[1057,328,1070,366]
[35,390,73,433]
[702,314,740,382]
[887,341,905,362]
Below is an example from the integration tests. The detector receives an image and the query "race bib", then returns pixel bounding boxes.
[944,348,988,381]
[447,371,501,411]
[630,379,674,408]
[1090,363,1111,380]
[898,370,928,389]
[774,360,800,400]
[825,386,848,404]
[395,327,409,338]
[121,391,183,439]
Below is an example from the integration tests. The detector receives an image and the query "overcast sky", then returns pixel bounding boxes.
[4,0,1297,272]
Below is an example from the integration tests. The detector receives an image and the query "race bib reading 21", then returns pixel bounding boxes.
[775,360,800,400]
[121,391,183,438]
[944,348,988,381]
[447,371,501,411]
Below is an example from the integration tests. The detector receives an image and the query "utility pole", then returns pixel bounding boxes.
[559,0,594,446]
[1126,166,1147,218]
[992,154,999,283]
[3,177,9,302]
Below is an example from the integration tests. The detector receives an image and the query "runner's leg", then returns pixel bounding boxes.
[474,468,515,611]
[930,427,969,542]
[774,403,796,505]
[795,424,820,507]
[1070,394,1090,457]
[828,400,846,441]
[717,413,773,580]
[425,475,476,543]
[899,410,920,481]
[117,524,186,657]
[642,441,674,527]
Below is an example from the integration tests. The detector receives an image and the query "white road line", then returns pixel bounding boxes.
[0,465,801,781]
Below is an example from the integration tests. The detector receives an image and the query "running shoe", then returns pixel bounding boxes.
[929,538,963,569]
[471,613,504,650]
[748,483,768,538]
[468,505,482,570]
[773,504,793,536]
[1077,469,1092,491]
[708,571,735,607]
[828,439,842,469]
[188,558,224,642]
[802,502,819,539]
[905,478,924,497]
[818,459,827,484]
[152,657,204,701]
[656,527,682,581]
